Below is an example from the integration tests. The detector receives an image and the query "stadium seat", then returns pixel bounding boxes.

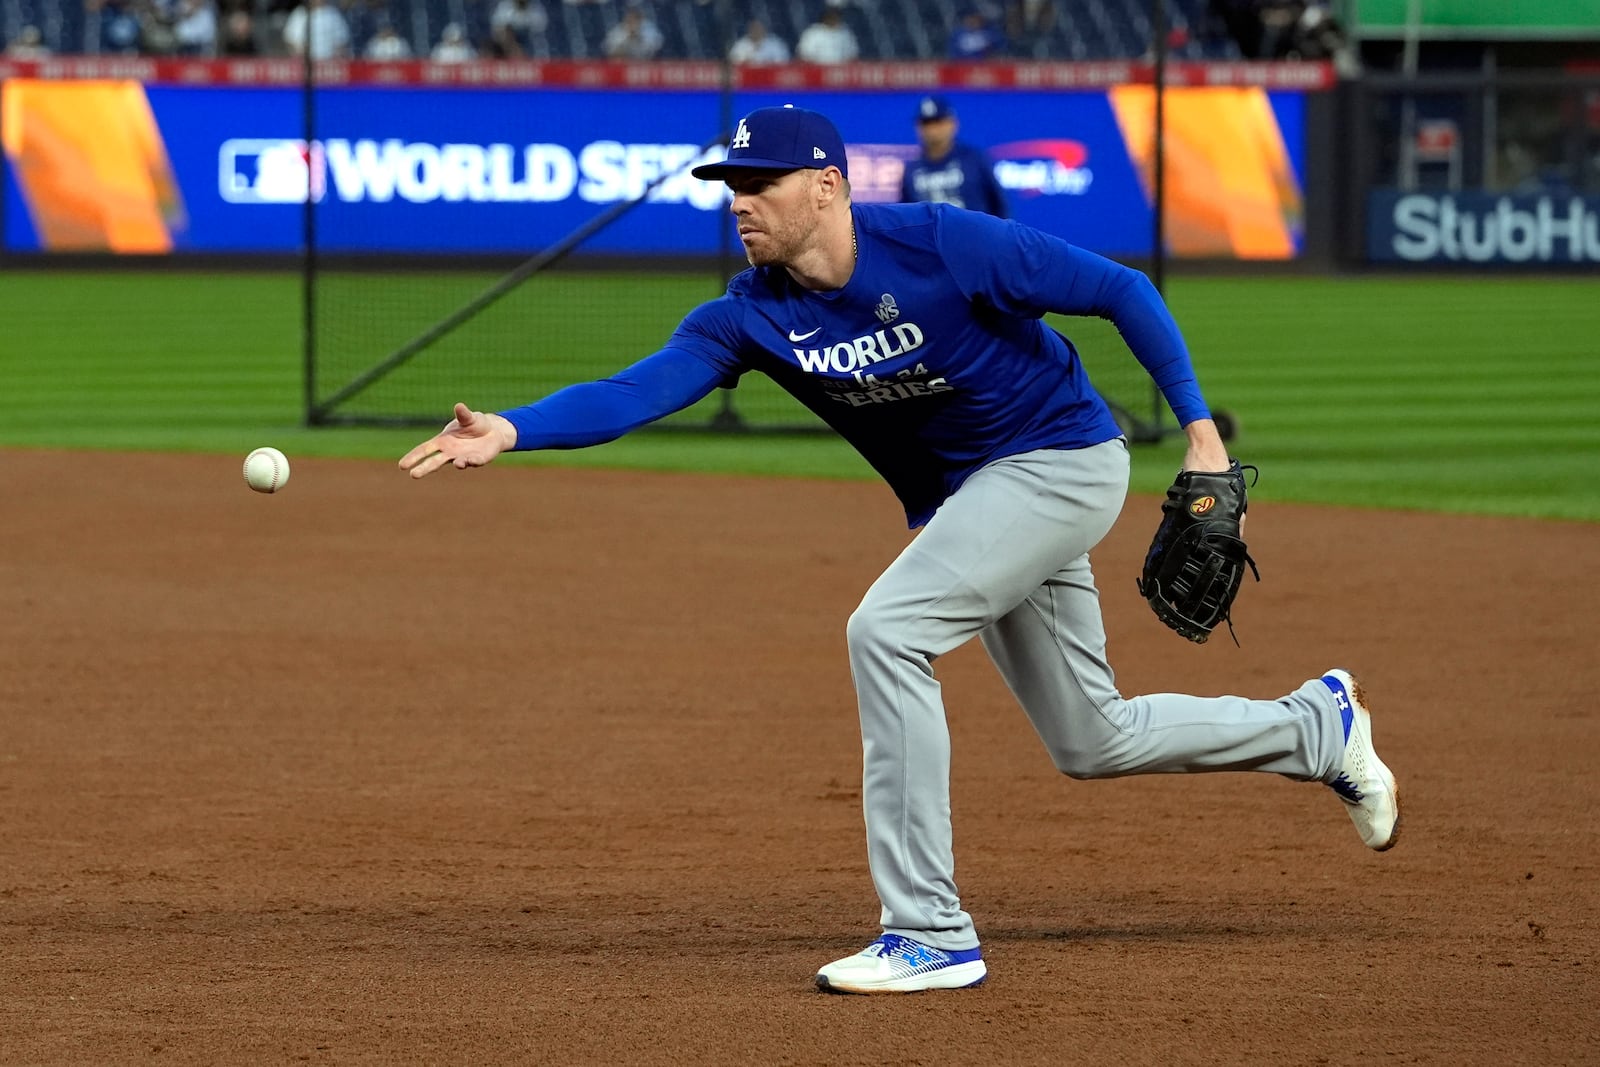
[887,0,935,58]
[55,0,88,53]
[571,0,610,58]
[686,1,722,59]
[655,2,692,59]
[534,5,568,57]
[770,0,809,52]
[24,0,1258,60]
[838,2,883,59]
[877,0,927,59]
[550,0,591,58]
[400,0,438,56]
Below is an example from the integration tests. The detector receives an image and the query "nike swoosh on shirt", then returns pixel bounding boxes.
[787,327,823,342]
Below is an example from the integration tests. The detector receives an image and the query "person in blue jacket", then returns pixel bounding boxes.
[898,95,1009,218]
[400,105,1401,996]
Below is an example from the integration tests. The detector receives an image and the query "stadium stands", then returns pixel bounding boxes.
[3,0,89,54]
[4,0,1244,62]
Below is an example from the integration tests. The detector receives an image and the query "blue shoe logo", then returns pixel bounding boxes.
[1322,675,1354,741]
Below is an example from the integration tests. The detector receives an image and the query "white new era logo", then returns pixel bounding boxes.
[813,147,826,159]
[730,119,751,150]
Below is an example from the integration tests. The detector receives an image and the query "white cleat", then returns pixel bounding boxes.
[815,934,987,994]
[1321,669,1401,851]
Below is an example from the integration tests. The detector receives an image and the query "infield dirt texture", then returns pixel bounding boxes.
[5,451,1597,1064]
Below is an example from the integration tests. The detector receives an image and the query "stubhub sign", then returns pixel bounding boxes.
[1369,189,1600,264]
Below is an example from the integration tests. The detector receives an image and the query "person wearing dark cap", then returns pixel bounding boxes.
[400,104,1400,996]
[899,95,1009,218]
[947,5,1007,60]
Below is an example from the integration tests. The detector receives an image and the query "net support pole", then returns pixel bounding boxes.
[1398,0,1423,188]
[712,0,744,430]
[301,55,318,425]
[1149,0,1169,431]
[1151,0,1168,297]
[311,134,729,419]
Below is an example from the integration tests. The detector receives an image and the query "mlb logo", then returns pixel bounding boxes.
[218,139,326,204]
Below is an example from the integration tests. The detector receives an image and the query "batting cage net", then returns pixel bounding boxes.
[302,79,823,431]
[301,66,1167,437]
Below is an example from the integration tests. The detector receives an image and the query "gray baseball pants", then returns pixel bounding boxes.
[845,440,1346,950]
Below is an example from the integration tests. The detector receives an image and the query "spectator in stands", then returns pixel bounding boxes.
[173,0,219,56]
[282,0,351,59]
[1221,0,1347,61]
[364,19,411,59]
[138,0,182,54]
[1005,0,1055,45]
[948,6,1006,61]
[4,24,51,58]
[603,6,663,59]
[1288,2,1349,61]
[795,5,858,64]
[432,22,476,60]
[219,5,259,55]
[90,0,144,55]
[729,18,790,65]
[899,95,1009,218]
[1256,0,1303,58]
[489,0,548,57]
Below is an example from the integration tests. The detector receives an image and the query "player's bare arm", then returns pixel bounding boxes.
[1181,417,1231,472]
[399,402,518,479]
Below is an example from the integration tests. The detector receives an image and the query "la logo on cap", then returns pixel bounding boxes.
[731,118,752,149]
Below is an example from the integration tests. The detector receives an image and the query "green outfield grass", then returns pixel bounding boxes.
[1,269,1596,520]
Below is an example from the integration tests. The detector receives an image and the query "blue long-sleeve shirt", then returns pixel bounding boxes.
[899,142,1008,219]
[502,202,1208,528]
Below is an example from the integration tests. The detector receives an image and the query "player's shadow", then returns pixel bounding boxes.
[983,915,1350,944]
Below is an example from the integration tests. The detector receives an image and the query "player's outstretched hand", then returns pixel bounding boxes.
[399,402,517,479]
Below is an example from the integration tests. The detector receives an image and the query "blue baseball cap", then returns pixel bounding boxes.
[692,105,848,181]
[916,95,955,122]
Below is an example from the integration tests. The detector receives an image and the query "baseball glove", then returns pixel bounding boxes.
[1136,460,1260,644]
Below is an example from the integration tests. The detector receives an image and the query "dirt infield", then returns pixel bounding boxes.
[4,450,1597,1065]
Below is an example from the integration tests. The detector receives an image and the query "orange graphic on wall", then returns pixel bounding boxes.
[1109,85,1303,259]
[2,80,187,252]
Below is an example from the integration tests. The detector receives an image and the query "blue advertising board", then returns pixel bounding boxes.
[1367,188,1600,265]
[2,83,1309,257]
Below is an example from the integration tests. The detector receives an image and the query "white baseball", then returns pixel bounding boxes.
[243,446,291,494]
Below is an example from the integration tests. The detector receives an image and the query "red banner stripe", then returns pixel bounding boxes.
[0,58,1337,91]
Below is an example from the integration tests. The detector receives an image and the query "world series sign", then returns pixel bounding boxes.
[2,61,1317,259]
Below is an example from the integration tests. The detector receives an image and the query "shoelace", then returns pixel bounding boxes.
[873,934,945,967]
[1330,773,1365,803]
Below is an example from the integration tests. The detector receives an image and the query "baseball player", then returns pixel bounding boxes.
[399,105,1401,995]
[898,95,1009,218]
